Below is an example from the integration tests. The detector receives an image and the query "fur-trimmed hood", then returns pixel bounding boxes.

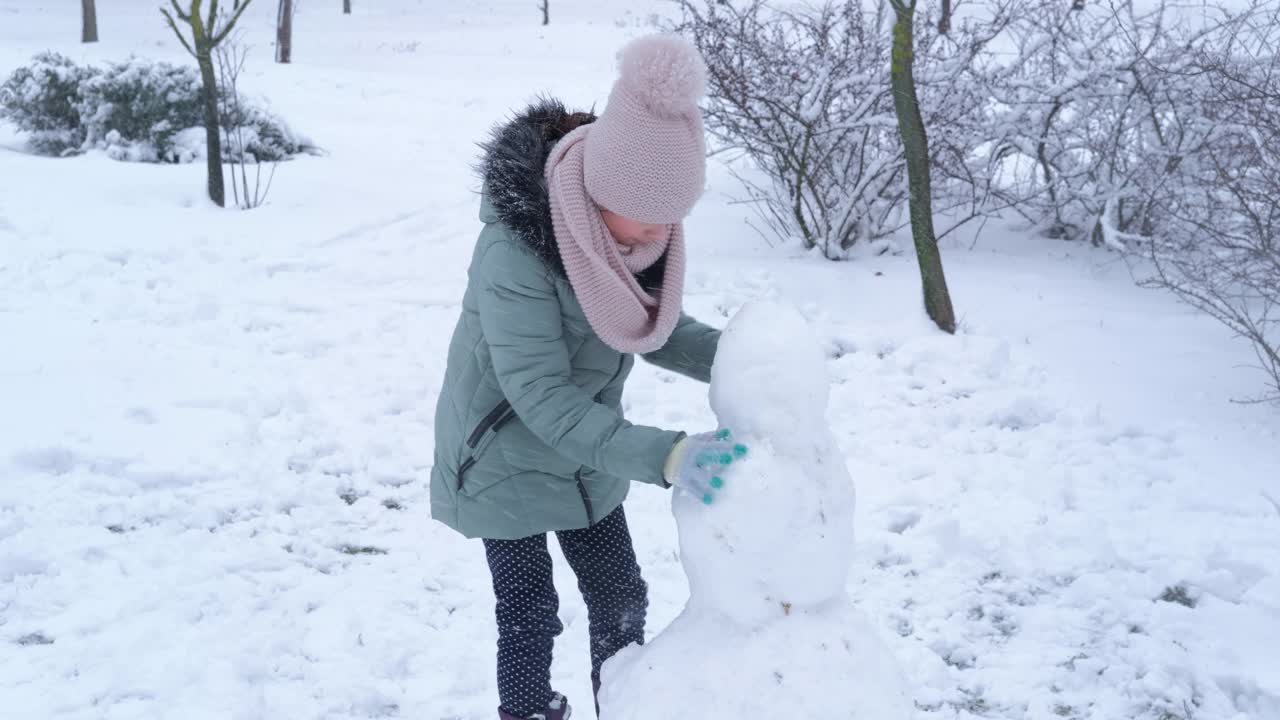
[476,98,666,289]
[478,98,595,278]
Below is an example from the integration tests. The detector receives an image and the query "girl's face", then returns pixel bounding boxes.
[600,209,670,247]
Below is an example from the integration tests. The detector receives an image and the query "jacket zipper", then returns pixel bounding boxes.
[458,399,513,490]
[575,468,596,526]
[491,407,518,433]
[456,457,476,490]
[467,399,513,448]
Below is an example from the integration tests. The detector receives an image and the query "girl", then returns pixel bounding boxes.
[430,34,747,720]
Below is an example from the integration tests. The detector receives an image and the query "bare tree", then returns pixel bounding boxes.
[161,0,255,207]
[540,0,549,26]
[82,0,98,43]
[889,0,955,333]
[276,0,295,63]
[216,41,278,209]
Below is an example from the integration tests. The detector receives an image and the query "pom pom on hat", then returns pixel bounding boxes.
[615,33,707,118]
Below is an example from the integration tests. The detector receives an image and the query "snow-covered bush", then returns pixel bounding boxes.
[0,52,98,155]
[983,0,1229,245]
[913,3,1013,232]
[674,0,901,258]
[1139,9,1280,402]
[78,56,204,162]
[673,0,1003,259]
[221,101,310,163]
[977,0,1278,399]
[0,53,313,164]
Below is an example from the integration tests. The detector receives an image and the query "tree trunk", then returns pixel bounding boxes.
[343,0,351,14]
[890,0,956,334]
[81,0,98,43]
[277,0,294,63]
[541,0,549,25]
[162,0,255,208]
[197,52,226,207]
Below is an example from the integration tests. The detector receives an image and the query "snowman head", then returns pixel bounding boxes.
[709,300,830,444]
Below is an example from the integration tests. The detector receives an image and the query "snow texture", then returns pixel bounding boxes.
[599,300,912,719]
[0,2,1277,719]
[601,604,912,719]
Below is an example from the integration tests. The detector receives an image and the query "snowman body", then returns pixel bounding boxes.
[598,301,912,719]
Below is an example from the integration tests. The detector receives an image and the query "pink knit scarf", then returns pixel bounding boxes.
[545,125,685,354]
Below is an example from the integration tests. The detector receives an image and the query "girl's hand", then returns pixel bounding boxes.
[662,428,749,505]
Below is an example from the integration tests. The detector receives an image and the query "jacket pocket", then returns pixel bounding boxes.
[574,467,596,526]
[466,399,513,449]
[458,399,515,490]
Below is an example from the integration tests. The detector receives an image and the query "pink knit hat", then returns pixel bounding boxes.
[583,34,708,225]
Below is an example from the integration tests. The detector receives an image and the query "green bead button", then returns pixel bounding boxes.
[702,493,714,505]
[710,476,724,489]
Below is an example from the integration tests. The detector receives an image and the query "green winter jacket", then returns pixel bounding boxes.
[429,100,720,540]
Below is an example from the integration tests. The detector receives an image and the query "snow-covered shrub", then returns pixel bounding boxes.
[0,53,313,164]
[980,0,1278,399]
[983,0,1226,245]
[0,52,98,155]
[78,56,204,162]
[221,101,311,162]
[674,0,902,258]
[673,0,1002,259]
[1139,9,1280,402]
[901,0,1015,243]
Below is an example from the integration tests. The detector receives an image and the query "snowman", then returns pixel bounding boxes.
[598,300,913,719]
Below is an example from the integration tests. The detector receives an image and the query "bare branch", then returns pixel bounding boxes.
[160,7,197,57]
[168,0,192,21]
[212,0,254,46]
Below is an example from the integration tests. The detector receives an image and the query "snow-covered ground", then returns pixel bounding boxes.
[2,1,1277,719]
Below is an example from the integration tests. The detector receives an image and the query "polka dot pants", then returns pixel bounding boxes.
[483,505,648,718]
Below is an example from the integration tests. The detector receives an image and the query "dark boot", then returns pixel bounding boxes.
[498,692,571,720]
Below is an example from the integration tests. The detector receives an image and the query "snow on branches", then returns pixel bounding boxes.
[673,0,1009,259]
